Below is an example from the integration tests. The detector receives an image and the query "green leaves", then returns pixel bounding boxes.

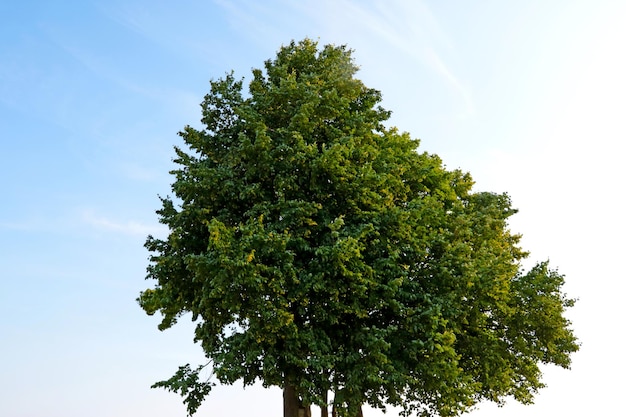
[151,364,214,416]
[140,39,578,417]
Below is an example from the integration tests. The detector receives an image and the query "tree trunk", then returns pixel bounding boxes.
[283,384,311,417]
[321,391,329,417]
[284,384,299,417]
[330,403,363,417]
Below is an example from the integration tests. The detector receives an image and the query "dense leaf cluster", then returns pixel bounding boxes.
[139,39,578,417]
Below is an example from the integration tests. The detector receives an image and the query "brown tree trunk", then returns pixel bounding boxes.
[321,391,329,417]
[284,384,299,417]
[283,384,312,417]
[356,404,363,417]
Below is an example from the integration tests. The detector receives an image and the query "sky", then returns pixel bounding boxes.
[1,1,625,416]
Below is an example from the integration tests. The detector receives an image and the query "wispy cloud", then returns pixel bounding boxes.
[216,0,475,118]
[339,0,475,118]
[99,1,233,69]
[81,210,166,237]
[0,219,46,232]
[422,46,474,114]
[1,210,167,239]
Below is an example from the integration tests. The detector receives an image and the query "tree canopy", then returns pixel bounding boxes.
[139,39,578,417]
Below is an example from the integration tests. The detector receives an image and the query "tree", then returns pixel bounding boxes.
[139,39,578,417]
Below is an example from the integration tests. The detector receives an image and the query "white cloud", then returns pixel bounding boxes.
[81,210,166,237]
[212,0,473,118]
[297,0,475,117]
[0,219,44,232]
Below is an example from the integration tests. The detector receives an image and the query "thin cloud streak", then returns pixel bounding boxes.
[189,0,475,119]
[81,210,166,237]
[288,0,475,118]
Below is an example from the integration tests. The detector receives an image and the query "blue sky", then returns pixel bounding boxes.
[1,1,624,416]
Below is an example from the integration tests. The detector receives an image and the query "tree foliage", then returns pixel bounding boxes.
[139,39,578,417]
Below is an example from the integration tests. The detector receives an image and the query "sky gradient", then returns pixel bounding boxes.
[2,1,625,416]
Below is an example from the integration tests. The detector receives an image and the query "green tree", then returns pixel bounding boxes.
[139,39,578,417]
